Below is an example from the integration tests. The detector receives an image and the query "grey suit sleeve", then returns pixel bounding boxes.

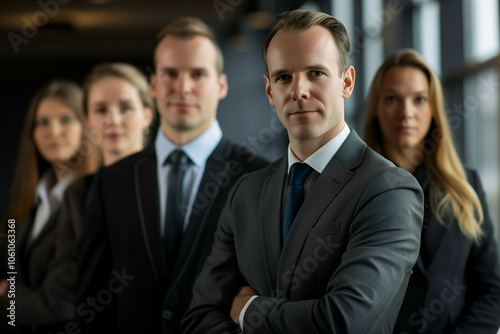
[451,171,500,334]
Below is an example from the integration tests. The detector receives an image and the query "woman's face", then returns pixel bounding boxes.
[87,76,152,161]
[33,97,83,164]
[376,66,433,153]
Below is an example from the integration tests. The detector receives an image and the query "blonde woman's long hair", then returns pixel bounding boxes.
[363,49,483,243]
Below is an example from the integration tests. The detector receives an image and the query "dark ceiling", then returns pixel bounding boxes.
[0,0,298,58]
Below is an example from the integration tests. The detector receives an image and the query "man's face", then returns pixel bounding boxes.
[150,35,227,142]
[264,26,355,149]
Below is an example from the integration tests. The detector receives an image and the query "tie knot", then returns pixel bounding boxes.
[165,150,190,166]
[289,163,313,185]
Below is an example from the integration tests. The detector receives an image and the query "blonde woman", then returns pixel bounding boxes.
[363,49,500,333]
[0,80,99,332]
[62,62,154,244]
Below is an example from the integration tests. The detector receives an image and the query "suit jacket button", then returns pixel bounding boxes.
[163,310,172,320]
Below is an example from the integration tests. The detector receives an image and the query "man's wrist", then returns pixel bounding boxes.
[239,295,258,330]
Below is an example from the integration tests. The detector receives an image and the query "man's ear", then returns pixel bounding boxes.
[218,74,228,100]
[143,107,154,128]
[264,75,275,107]
[150,74,157,99]
[342,66,355,99]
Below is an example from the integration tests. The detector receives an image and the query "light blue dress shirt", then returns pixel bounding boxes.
[155,120,222,238]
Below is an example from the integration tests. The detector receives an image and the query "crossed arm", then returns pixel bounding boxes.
[183,168,424,334]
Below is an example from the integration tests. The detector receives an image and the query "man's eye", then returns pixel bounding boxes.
[160,71,176,79]
[192,71,205,79]
[311,71,324,77]
[276,74,291,82]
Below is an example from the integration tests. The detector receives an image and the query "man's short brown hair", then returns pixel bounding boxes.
[262,9,350,76]
[154,17,224,74]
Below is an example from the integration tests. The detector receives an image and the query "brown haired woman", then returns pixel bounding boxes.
[363,49,500,333]
[0,80,99,332]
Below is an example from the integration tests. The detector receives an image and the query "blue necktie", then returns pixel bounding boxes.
[283,163,313,242]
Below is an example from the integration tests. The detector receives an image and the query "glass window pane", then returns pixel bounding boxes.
[464,67,500,239]
[463,0,500,63]
[361,0,384,95]
[413,0,441,75]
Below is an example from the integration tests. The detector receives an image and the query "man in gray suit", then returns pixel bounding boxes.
[183,9,424,334]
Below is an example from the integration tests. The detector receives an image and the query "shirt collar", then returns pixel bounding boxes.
[35,169,77,205]
[287,123,351,174]
[155,120,222,167]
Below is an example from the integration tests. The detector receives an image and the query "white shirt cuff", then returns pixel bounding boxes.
[239,295,258,331]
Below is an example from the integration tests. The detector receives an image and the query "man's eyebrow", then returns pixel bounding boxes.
[270,65,330,79]
[158,67,209,72]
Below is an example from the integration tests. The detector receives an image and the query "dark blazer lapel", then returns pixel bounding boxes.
[423,222,460,275]
[134,147,165,290]
[260,158,287,295]
[23,206,61,258]
[16,205,38,270]
[415,254,426,274]
[170,139,231,283]
[18,206,37,264]
[277,131,364,296]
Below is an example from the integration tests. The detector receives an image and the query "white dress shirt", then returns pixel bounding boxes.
[29,170,77,242]
[155,120,223,237]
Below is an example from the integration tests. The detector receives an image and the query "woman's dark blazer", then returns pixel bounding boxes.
[0,175,93,334]
[394,167,500,334]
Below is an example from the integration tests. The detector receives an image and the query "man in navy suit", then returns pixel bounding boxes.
[183,9,423,334]
[76,17,267,334]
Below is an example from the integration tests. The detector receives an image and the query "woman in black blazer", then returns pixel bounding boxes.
[0,80,99,333]
[363,49,500,334]
[61,62,154,245]
[60,62,155,328]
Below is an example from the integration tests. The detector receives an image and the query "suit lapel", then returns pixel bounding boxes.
[167,139,233,292]
[17,206,37,266]
[260,159,287,295]
[277,131,364,296]
[416,222,460,276]
[134,147,165,291]
[23,206,61,258]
